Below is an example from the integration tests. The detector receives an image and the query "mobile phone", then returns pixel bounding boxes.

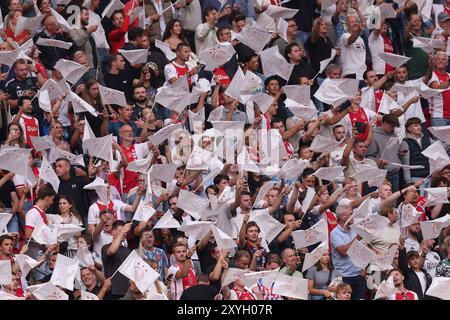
[354,121,367,134]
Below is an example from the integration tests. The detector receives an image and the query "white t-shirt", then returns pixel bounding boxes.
[25,206,47,229]
[368,31,388,75]
[427,71,450,118]
[92,231,128,258]
[46,214,83,251]
[87,200,127,226]
[414,270,427,295]
[339,33,367,79]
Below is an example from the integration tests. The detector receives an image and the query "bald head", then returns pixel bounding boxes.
[44,16,61,35]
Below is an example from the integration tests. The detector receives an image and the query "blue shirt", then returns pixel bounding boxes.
[330,225,361,277]
[135,247,169,281]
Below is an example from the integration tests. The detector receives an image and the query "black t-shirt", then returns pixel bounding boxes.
[51,173,90,218]
[197,241,216,274]
[104,71,133,103]
[305,36,334,76]
[205,263,223,291]
[5,77,43,121]
[179,284,219,300]
[0,180,16,209]
[101,244,131,296]
[86,284,114,300]
[288,59,316,85]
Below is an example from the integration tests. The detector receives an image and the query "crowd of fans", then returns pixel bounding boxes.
[0,0,449,301]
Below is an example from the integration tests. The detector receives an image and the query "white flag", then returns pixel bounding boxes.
[285,100,318,121]
[283,85,310,106]
[177,221,215,240]
[50,254,79,290]
[351,214,390,241]
[118,48,148,64]
[272,272,309,300]
[200,42,236,71]
[302,241,329,272]
[0,47,19,67]
[401,203,422,228]
[260,45,294,81]
[80,290,99,300]
[313,166,346,182]
[36,37,72,50]
[98,84,127,107]
[347,240,373,269]
[0,260,12,285]
[301,187,316,213]
[155,39,177,61]
[221,268,247,287]
[51,147,85,167]
[132,200,156,222]
[318,48,337,75]
[292,219,328,248]
[241,268,279,288]
[0,291,25,300]
[420,214,450,240]
[277,18,288,42]
[15,14,45,36]
[76,246,95,267]
[118,251,160,293]
[55,224,84,240]
[254,181,276,208]
[251,212,285,246]
[126,157,151,173]
[424,187,450,207]
[38,89,52,113]
[149,123,182,146]
[211,225,237,250]
[39,156,60,192]
[425,277,450,300]
[54,59,89,84]
[68,91,98,116]
[0,213,12,234]
[428,125,450,145]
[265,5,298,19]
[248,93,275,114]
[370,245,398,271]
[31,220,58,245]
[31,136,55,152]
[0,147,32,177]
[177,189,209,220]
[235,25,272,53]
[83,134,113,161]
[377,52,411,68]
[153,210,181,229]
[148,164,177,184]
[102,0,124,18]
[33,282,69,300]
[374,276,398,299]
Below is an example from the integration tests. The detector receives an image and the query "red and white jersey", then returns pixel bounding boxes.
[388,290,418,300]
[168,261,197,300]
[87,199,127,226]
[428,70,450,119]
[24,205,48,230]
[344,107,376,141]
[164,62,193,87]
[120,144,138,194]
[19,114,39,148]
[369,32,395,74]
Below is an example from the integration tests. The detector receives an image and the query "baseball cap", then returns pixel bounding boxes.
[438,11,450,22]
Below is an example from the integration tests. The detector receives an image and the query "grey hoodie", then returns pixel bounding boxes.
[366,127,401,173]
